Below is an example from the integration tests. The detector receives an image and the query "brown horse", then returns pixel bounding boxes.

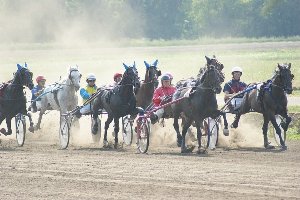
[135,60,161,109]
[232,63,294,150]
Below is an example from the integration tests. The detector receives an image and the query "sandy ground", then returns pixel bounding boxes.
[0,113,300,200]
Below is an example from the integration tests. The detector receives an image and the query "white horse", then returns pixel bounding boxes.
[34,66,81,130]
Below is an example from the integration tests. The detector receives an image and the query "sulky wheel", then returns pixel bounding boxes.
[59,115,71,149]
[137,118,150,153]
[15,113,26,147]
[122,115,134,146]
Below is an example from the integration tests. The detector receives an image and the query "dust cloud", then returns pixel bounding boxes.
[0,0,143,45]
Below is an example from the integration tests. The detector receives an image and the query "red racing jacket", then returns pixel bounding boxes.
[152,86,176,106]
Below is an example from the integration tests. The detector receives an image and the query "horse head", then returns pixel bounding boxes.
[275,63,294,94]
[205,55,225,83]
[144,59,161,87]
[122,62,141,90]
[200,65,223,94]
[68,66,82,91]
[16,63,34,90]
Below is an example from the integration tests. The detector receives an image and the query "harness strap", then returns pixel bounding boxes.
[53,90,60,109]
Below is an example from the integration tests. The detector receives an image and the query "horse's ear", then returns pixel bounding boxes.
[277,63,282,70]
[17,64,22,71]
[205,56,211,64]
[152,59,158,68]
[133,61,136,69]
[288,63,291,69]
[144,61,150,69]
[123,63,129,70]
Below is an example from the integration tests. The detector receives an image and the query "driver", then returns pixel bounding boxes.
[30,75,46,112]
[150,74,176,124]
[75,73,97,117]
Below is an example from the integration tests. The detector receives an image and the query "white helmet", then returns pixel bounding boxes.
[86,73,96,81]
[231,66,243,74]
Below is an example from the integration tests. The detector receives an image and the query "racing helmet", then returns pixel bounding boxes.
[231,66,243,74]
[161,74,171,81]
[86,73,96,82]
[36,75,46,83]
[113,73,122,81]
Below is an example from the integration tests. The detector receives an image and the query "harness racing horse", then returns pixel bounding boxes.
[172,64,224,154]
[34,66,82,130]
[231,63,294,150]
[0,63,34,136]
[174,56,227,148]
[92,63,142,148]
[135,59,161,109]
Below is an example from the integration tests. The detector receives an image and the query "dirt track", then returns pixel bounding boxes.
[0,132,300,199]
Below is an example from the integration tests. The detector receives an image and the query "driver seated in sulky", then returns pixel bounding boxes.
[223,66,247,112]
[150,73,176,124]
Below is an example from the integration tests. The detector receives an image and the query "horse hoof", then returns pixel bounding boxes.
[197,148,207,154]
[181,146,194,153]
[281,145,287,151]
[223,128,229,136]
[103,140,109,148]
[264,144,275,149]
[0,128,6,134]
[28,126,34,133]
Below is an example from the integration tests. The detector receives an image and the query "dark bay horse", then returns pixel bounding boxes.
[172,64,224,154]
[135,59,161,109]
[0,64,34,136]
[231,63,294,150]
[92,63,142,148]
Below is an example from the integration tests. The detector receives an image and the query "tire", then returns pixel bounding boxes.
[200,119,209,149]
[272,115,286,146]
[122,115,133,145]
[59,115,70,149]
[15,113,26,147]
[91,117,101,143]
[137,118,150,153]
[208,118,219,149]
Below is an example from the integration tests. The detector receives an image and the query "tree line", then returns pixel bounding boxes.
[0,0,299,42]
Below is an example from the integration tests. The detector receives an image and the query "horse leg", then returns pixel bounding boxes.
[281,113,292,132]
[27,112,35,133]
[0,114,6,134]
[113,117,120,149]
[173,114,182,147]
[270,115,287,150]
[35,110,44,130]
[181,119,193,153]
[231,113,241,128]
[4,117,12,135]
[221,112,229,136]
[195,121,206,154]
[262,115,274,149]
[103,115,113,147]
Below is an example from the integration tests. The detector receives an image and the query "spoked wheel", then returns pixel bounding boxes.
[200,119,210,149]
[137,118,150,153]
[91,117,101,143]
[122,115,133,145]
[271,115,286,146]
[15,113,26,147]
[59,115,71,149]
[201,118,219,150]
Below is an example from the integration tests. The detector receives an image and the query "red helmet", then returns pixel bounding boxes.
[36,75,46,83]
[113,73,122,80]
